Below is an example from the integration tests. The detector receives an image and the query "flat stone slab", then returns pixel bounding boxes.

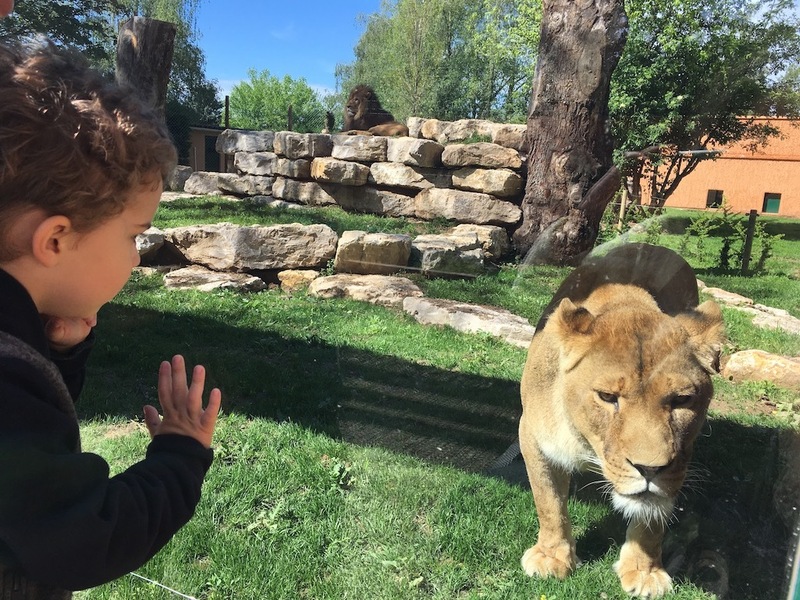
[163,265,267,292]
[403,296,535,348]
[307,274,423,309]
[723,349,800,391]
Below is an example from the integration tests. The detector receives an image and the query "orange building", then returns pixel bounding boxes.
[657,118,800,218]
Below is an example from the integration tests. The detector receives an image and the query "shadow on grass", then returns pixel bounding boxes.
[80,301,520,473]
[79,301,797,600]
[501,421,798,600]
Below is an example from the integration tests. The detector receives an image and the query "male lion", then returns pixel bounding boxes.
[519,243,724,598]
[342,84,409,137]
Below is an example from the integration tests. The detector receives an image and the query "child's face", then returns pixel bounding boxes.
[55,179,162,319]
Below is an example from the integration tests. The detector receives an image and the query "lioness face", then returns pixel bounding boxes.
[560,309,714,524]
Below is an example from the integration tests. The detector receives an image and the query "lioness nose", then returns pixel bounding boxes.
[628,460,670,481]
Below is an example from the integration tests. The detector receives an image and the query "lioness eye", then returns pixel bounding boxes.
[597,391,618,405]
[672,394,694,407]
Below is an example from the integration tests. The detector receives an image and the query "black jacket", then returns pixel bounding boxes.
[0,269,213,595]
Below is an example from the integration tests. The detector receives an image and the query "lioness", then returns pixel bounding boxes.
[519,243,724,598]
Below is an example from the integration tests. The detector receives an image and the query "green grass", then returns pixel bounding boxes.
[72,197,800,599]
[77,415,721,600]
[155,196,452,237]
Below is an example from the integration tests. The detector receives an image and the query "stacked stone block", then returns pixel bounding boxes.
[179,119,529,279]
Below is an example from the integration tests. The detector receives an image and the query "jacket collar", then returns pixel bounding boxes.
[0,268,51,359]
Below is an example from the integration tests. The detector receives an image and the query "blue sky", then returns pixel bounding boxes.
[195,1,383,100]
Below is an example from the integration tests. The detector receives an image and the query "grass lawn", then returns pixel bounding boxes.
[75,197,800,599]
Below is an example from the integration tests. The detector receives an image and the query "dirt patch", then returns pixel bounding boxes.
[102,420,145,439]
[710,394,777,418]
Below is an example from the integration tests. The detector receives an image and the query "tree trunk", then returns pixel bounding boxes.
[116,16,176,120]
[512,0,628,264]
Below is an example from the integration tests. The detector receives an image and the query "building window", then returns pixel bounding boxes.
[706,189,723,208]
[762,193,781,214]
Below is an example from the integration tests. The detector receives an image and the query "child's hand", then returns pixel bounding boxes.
[43,315,97,352]
[143,355,221,449]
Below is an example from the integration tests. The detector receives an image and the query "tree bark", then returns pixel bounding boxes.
[116,16,176,120]
[512,0,628,264]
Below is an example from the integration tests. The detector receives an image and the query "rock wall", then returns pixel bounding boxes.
[184,118,528,231]
[161,119,532,283]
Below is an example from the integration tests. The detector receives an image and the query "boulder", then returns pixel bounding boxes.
[278,269,320,292]
[273,131,333,159]
[184,172,221,196]
[234,151,277,176]
[419,118,499,145]
[334,231,412,275]
[311,157,371,186]
[442,142,523,169]
[218,173,274,196]
[165,165,193,192]
[414,188,522,226]
[491,124,528,151]
[167,222,338,271]
[331,134,388,162]
[308,274,423,309]
[702,287,753,306]
[216,129,274,154]
[450,224,512,260]
[403,296,535,348]
[386,137,445,168]
[738,305,800,336]
[369,162,451,190]
[163,265,267,292]
[451,167,523,197]
[273,156,312,179]
[439,119,498,143]
[333,186,416,218]
[407,117,426,138]
[272,177,337,206]
[411,233,486,278]
[136,227,165,260]
[723,350,800,391]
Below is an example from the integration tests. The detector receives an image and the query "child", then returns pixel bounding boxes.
[0,37,221,598]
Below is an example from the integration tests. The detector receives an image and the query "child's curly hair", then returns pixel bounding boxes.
[0,37,177,260]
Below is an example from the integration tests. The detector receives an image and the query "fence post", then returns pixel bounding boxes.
[741,209,758,274]
[617,187,628,231]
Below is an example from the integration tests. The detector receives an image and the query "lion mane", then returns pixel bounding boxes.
[518,243,725,598]
[342,85,409,137]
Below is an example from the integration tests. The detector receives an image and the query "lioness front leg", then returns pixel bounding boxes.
[519,438,577,579]
[614,518,672,598]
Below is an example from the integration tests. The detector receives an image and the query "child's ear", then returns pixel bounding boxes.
[31,215,74,267]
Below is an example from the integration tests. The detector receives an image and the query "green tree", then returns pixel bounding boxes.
[229,69,327,133]
[338,0,540,123]
[1,0,221,164]
[611,0,800,207]
[0,0,117,64]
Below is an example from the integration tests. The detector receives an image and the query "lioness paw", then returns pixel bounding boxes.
[521,544,576,579]
[614,561,673,598]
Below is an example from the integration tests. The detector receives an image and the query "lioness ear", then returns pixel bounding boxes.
[550,298,596,371]
[553,298,595,335]
[676,300,725,373]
